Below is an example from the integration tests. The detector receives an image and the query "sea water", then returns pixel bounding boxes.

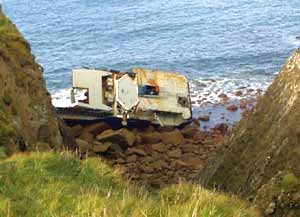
[1,0,300,109]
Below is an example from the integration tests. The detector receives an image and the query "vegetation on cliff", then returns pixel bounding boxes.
[0,152,260,217]
[201,49,300,216]
[0,7,62,154]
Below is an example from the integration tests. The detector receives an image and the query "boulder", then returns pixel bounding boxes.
[235,90,243,97]
[213,123,229,134]
[218,93,229,101]
[127,147,147,156]
[92,141,111,153]
[140,165,154,173]
[181,144,198,153]
[167,149,182,158]
[181,125,199,138]
[139,131,161,144]
[161,129,184,146]
[96,128,135,147]
[79,132,94,143]
[185,157,203,168]
[151,143,166,152]
[75,139,91,153]
[70,125,83,138]
[82,122,110,136]
[127,154,138,163]
[197,115,210,122]
[226,104,238,112]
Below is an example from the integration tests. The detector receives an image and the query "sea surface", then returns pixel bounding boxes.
[1,0,300,110]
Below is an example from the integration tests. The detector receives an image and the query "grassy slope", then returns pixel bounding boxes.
[0,152,260,217]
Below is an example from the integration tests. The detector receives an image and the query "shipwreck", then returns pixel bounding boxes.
[56,68,192,126]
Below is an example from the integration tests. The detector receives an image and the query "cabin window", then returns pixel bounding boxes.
[71,88,89,104]
[178,96,189,107]
[138,85,159,96]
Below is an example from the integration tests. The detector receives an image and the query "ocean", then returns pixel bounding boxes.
[1,0,300,111]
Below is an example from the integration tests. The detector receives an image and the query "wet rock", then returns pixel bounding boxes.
[239,99,248,109]
[193,119,201,126]
[181,125,199,138]
[226,104,238,112]
[235,90,243,97]
[93,141,111,153]
[167,149,182,158]
[218,93,229,101]
[161,129,184,146]
[213,123,229,134]
[151,143,166,152]
[197,115,210,122]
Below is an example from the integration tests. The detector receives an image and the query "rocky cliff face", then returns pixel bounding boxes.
[0,8,62,154]
[201,49,300,216]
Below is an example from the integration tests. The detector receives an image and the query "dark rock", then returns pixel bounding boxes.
[139,131,161,144]
[93,141,111,153]
[226,104,238,112]
[75,139,91,153]
[235,90,243,97]
[151,143,166,152]
[70,125,83,138]
[197,115,210,122]
[213,123,229,134]
[181,125,199,138]
[167,149,182,158]
[161,129,184,146]
[96,128,135,147]
[82,122,110,136]
[127,147,147,156]
[218,93,229,101]
[127,154,138,163]
[79,132,94,143]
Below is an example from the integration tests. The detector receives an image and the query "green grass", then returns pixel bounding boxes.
[0,152,261,217]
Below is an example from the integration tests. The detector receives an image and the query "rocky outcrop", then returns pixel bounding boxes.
[0,8,62,154]
[201,49,300,217]
[70,121,229,187]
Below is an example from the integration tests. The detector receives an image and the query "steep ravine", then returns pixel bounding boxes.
[0,7,63,154]
[201,49,300,217]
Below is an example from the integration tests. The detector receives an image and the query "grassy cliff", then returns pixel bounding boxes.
[201,49,300,216]
[0,7,62,155]
[0,152,260,217]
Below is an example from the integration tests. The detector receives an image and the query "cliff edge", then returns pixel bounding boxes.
[201,49,300,216]
[0,8,62,154]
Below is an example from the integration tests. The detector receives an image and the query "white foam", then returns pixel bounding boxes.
[51,76,271,108]
[189,76,271,107]
[51,88,87,108]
